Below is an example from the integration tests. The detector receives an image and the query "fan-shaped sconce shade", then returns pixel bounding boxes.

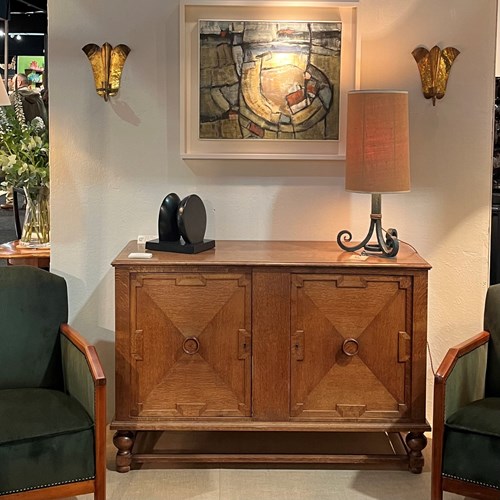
[82,42,131,101]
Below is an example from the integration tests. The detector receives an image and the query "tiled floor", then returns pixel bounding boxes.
[60,434,471,500]
[62,467,472,500]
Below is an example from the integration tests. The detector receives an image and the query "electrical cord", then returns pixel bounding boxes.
[357,227,420,257]
[427,341,436,376]
[345,229,436,374]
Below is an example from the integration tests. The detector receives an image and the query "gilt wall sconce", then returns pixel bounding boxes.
[412,45,460,105]
[82,42,131,101]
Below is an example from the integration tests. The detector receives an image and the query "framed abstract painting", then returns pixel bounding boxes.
[180,0,359,160]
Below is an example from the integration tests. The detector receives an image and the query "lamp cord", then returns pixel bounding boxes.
[357,227,420,257]
[427,341,437,376]
[383,228,437,375]
[360,227,436,374]
[382,227,419,256]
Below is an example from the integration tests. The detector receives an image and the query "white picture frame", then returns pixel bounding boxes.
[180,0,359,161]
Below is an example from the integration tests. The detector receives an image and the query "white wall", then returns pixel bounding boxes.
[49,0,496,418]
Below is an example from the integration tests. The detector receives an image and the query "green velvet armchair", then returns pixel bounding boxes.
[432,284,500,500]
[0,266,106,499]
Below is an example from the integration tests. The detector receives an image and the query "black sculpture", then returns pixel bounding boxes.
[146,193,215,254]
[158,193,181,242]
[177,194,207,244]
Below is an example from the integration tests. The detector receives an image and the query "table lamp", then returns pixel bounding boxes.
[337,90,410,257]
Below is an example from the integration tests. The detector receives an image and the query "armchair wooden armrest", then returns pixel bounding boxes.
[60,323,106,500]
[60,324,106,387]
[431,331,490,500]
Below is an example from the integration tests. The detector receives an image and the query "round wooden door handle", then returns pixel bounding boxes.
[183,336,200,355]
[342,338,359,357]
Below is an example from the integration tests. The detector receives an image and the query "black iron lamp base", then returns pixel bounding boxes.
[337,194,400,258]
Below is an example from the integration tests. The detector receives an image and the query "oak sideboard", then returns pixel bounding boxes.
[111,240,431,472]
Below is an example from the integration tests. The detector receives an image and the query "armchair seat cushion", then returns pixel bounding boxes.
[443,397,500,490]
[0,388,95,496]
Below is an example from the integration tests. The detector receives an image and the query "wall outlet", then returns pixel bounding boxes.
[137,234,157,251]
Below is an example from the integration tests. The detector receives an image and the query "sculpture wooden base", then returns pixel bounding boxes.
[145,239,215,254]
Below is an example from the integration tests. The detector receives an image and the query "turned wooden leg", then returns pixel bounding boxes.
[113,430,135,473]
[406,431,428,474]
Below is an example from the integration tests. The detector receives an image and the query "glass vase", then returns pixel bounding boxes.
[19,186,50,248]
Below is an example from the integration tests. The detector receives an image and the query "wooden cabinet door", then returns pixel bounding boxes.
[291,273,412,420]
[129,272,251,418]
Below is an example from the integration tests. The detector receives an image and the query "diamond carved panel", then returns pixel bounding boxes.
[131,273,251,418]
[291,274,411,419]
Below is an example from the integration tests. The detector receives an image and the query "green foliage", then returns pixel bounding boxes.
[0,104,49,191]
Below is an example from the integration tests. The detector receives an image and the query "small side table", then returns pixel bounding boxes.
[0,240,50,269]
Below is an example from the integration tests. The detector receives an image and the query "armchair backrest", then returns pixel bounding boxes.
[484,283,500,397]
[0,266,68,390]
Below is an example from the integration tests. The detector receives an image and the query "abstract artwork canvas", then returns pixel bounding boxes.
[199,20,341,141]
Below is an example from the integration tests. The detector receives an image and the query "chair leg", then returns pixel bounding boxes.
[431,473,443,500]
[94,480,106,500]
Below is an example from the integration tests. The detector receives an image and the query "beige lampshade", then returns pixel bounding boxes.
[0,76,10,106]
[345,90,410,193]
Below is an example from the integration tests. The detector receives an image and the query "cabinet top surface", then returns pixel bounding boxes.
[113,240,430,269]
